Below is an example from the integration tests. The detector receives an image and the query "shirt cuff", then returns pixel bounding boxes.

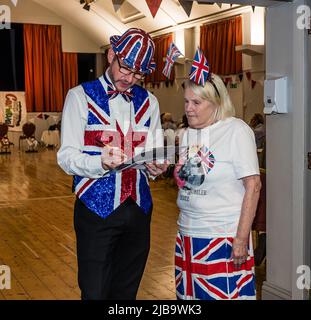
[88,155,109,178]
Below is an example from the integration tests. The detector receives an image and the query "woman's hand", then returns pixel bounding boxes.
[231,237,248,269]
[231,175,261,268]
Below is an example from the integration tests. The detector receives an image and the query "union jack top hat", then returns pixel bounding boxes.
[110,28,156,75]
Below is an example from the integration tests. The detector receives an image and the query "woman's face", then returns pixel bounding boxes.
[184,87,217,129]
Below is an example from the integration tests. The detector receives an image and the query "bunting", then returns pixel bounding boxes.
[219,71,264,90]
[112,0,125,12]
[145,0,162,17]
[251,80,257,89]
[178,0,193,17]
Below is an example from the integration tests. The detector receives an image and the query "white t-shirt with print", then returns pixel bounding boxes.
[176,117,259,238]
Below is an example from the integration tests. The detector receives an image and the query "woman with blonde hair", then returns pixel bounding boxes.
[174,72,261,300]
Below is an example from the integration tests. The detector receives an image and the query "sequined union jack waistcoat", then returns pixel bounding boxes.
[73,77,153,219]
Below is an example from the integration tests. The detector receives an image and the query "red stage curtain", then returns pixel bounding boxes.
[24,24,72,112]
[145,33,174,86]
[200,16,242,75]
[62,52,78,98]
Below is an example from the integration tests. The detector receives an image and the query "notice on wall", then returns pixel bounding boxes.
[0,92,27,131]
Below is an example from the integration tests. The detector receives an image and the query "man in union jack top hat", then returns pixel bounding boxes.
[57,28,168,300]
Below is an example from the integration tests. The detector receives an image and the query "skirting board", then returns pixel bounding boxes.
[261,281,292,300]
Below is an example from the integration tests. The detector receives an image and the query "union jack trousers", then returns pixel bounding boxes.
[175,231,256,300]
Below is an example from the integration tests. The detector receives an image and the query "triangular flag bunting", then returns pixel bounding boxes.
[197,1,214,4]
[230,4,233,8]
[252,6,256,13]
[145,0,162,18]
[217,3,222,9]
[251,80,257,89]
[112,0,126,12]
[178,0,193,17]
[246,71,252,81]
[239,74,243,82]
[11,0,18,6]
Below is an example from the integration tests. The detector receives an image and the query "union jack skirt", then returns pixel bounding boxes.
[175,231,256,300]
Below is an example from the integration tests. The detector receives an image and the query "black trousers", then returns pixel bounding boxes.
[74,197,152,300]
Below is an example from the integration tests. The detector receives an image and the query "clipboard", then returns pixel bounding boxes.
[104,145,177,175]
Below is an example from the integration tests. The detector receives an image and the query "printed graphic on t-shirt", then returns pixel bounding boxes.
[176,145,215,191]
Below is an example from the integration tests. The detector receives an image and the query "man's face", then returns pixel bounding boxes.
[107,48,144,92]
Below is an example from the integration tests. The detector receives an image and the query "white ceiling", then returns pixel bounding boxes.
[30,0,291,47]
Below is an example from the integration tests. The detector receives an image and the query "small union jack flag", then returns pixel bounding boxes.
[189,48,210,86]
[162,42,182,78]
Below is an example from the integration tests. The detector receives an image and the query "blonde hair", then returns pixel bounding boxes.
[183,74,235,121]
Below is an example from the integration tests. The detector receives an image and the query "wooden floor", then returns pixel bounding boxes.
[0,148,265,300]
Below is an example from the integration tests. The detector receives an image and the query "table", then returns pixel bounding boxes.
[41,130,60,147]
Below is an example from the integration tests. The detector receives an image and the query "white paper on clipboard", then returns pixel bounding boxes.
[105,145,177,175]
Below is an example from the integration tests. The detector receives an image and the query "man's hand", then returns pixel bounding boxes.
[145,161,169,177]
[101,146,127,170]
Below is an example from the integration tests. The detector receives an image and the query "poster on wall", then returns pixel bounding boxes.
[0,92,27,132]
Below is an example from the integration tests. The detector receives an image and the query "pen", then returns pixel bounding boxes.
[96,138,128,162]
[95,137,111,148]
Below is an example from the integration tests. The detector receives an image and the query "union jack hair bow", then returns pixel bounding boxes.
[162,42,182,78]
[189,47,210,87]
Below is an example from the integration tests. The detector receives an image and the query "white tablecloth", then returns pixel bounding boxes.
[41,130,60,146]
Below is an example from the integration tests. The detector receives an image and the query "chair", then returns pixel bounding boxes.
[21,122,38,153]
[0,123,12,154]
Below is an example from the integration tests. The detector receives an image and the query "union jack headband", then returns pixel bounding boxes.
[189,48,220,98]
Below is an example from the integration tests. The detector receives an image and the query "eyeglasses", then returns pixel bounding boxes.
[115,55,145,80]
